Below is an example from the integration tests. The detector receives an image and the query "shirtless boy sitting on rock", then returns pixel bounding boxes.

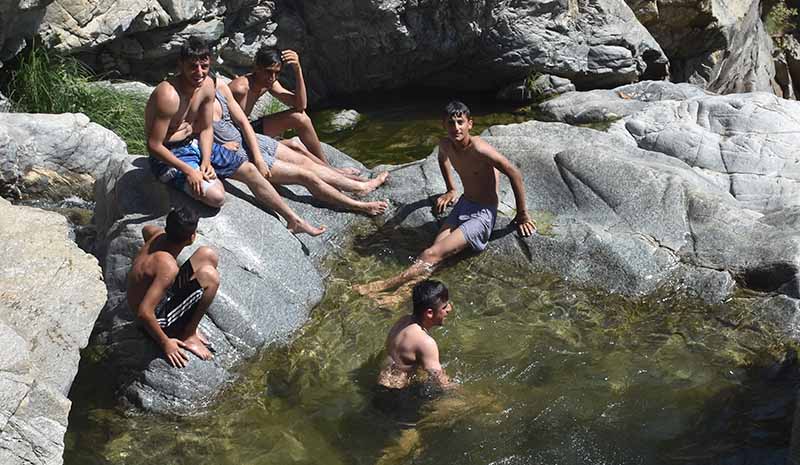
[127,208,217,368]
[356,101,536,297]
[145,36,324,235]
[228,46,360,177]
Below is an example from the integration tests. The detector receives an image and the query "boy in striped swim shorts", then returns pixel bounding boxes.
[356,101,536,298]
[127,208,219,368]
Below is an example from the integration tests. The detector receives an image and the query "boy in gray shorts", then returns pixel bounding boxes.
[356,101,536,296]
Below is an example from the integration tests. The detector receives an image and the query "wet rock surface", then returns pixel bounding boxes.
[0,198,106,465]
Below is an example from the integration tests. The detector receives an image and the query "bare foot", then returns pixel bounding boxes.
[183,333,213,360]
[337,166,362,176]
[356,171,390,196]
[197,330,209,346]
[358,199,389,216]
[287,218,327,236]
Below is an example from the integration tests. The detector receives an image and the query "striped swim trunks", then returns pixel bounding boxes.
[154,260,204,329]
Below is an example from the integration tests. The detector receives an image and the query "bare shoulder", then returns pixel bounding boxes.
[228,75,249,96]
[200,77,216,101]
[149,81,180,112]
[438,137,453,157]
[472,136,508,162]
[142,224,163,241]
[151,252,180,277]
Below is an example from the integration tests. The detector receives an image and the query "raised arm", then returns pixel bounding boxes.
[136,260,189,368]
[218,82,270,179]
[482,142,536,236]
[435,141,459,214]
[270,50,306,111]
[195,79,217,181]
[146,86,205,195]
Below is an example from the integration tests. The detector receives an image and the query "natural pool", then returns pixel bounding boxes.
[64,221,798,465]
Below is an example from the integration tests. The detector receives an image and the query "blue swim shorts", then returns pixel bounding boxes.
[150,139,247,193]
[444,197,498,251]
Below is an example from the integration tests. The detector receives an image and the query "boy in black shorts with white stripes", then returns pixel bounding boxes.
[127,208,219,368]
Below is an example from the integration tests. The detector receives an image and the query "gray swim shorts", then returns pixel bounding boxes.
[444,197,497,251]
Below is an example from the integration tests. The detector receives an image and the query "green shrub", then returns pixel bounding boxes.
[7,46,147,154]
[766,0,798,36]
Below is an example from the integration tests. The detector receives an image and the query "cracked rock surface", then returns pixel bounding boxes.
[0,198,106,465]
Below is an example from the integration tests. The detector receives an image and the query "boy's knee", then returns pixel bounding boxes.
[419,248,440,265]
[204,188,225,208]
[291,110,311,127]
[193,246,219,268]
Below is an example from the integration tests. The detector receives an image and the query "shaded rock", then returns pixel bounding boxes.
[93,147,377,414]
[0,91,10,112]
[779,34,800,98]
[21,1,666,99]
[0,112,128,201]
[328,109,361,132]
[624,0,776,94]
[0,0,53,66]
[539,80,711,124]
[0,198,106,465]
[497,75,576,102]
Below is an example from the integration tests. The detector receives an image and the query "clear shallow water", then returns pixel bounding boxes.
[311,92,531,167]
[64,223,798,465]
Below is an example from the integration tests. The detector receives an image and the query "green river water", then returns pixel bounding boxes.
[63,100,798,465]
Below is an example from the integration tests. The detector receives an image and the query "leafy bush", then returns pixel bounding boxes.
[766,0,798,36]
[7,46,147,154]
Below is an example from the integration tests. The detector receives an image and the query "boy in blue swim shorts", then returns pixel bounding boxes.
[356,101,536,296]
[144,36,325,235]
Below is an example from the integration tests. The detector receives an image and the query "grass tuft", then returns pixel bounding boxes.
[6,46,147,154]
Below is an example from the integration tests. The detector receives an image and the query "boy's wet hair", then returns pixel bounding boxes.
[180,36,212,62]
[165,208,199,243]
[444,100,471,119]
[255,46,282,67]
[412,280,449,318]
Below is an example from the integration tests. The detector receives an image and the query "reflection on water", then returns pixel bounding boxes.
[64,225,798,465]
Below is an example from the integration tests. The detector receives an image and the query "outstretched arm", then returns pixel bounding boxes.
[483,143,536,236]
[218,83,270,179]
[435,141,459,214]
[136,261,190,368]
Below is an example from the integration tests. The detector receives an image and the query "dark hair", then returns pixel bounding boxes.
[180,36,212,62]
[255,46,282,67]
[412,280,449,318]
[165,208,199,243]
[444,100,471,119]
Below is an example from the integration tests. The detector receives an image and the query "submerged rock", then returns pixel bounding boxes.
[328,109,361,132]
[0,112,128,201]
[0,198,106,465]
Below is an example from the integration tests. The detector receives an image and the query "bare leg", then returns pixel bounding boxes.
[282,137,364,179]
[229,162,326,236]
[275,144,388,195]
[355,225,469,296]
[261,109,328,165]
[268,160,389,216]
[180,246,219,360]
[184,179,226,208]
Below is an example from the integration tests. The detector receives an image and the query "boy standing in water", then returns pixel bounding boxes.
[356,101,536,296]
[377,280,454,390]
[127,209,218,368]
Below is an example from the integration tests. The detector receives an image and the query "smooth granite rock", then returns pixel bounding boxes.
[22,0,667,98]
[0,112,128,200]
[0,198,106,465]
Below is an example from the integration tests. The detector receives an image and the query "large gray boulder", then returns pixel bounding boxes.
[0,112,128,200]
[625,0,776,94]
[93,147,375,414]
[0,198,106,465]
[30,0,666,97]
